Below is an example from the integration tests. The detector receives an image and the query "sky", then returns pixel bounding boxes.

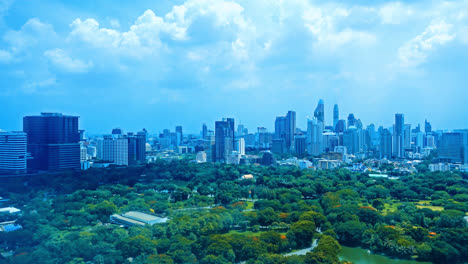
[1,0,467,134]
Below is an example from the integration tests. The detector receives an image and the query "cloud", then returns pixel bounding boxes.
[379,2,413,25]
[3,18,56,52]
[44,48,92,73]
[0,49,12,63]
[398,20,455,68]
[302,4,376,49]
[22,77,56,94]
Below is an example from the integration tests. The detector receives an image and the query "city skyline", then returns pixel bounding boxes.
[1,0,468,133]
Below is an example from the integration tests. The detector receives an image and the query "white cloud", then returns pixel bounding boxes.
[44,48,92,73]
[0,49,12,63]
[22,77,56,94]
[4,18,56,52]
[302,5,376,49]
[398,20,455,68]
[379,2,413,25]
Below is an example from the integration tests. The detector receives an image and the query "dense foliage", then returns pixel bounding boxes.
[0,160,467,263]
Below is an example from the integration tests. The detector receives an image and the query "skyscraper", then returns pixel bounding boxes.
[425,119,432,133]
[237,138,245,156]
[314,99,325,124]
[274,111,295,153]
[380,128,392,159]
[335,120,346,133]
[215,118,235,163]
[343,126,359,154]
[202,123,208,139]
[285,111,296,152]
[438,132,468,164]
[23,113,80,171]
[307,117,323,156]
[393,113,405,158]
[295,133,307,156]
[176,126,183,147]
[347,114,356,128]
[333,104,339,130]
[0,131,27,174]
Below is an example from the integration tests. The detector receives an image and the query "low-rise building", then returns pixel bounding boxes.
[110,211,167,227]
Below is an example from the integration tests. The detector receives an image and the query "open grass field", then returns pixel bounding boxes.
[415,205,444,211]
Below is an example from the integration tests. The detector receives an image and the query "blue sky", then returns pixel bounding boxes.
[1,0,467,134]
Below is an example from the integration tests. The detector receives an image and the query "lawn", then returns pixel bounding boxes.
[381,201,401,215]
[415,205,444,211]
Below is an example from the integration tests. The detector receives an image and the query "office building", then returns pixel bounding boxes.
[335,120,346,133]
[202,123,208,139]
[215,118,235,163]
[393,114,405,158]
[314,99,325,124]
[343,126,359,154]
[307,117,323,156]
[274,111,296,153]
[23,113,80,171]
[295,134,307,156]
[380,128,392,159]
[438,132,468,164]
[333,104,339,130]
[347,114,356,128]
[237,137,245,156]
[0,131,27,174]
[425,119,432,133]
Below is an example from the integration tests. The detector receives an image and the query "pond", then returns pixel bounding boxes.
[339,246,432,264]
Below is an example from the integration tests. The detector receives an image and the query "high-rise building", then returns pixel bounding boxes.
[128,132,146,165]
[437,132,468,164]
[237,124,245,137]
[343,126,359,154]
[285,111,296,152]
[425,119,432,133]
[323,132,339,153]
[380,128,392,159]
[112,128,123,135]
[97,135,114,162]
[307,117,323,156]
[333,104,339,130]
[295,134,307,156]
[314,99,325,124]
[404,124,411,151]
[0,131,27,174]
[347,114,356,128]
[175,126,183,147]
[335,120,346,133]
[393,114,405,158]
[237,138,245,156]
[23,113,80,171]
[114,136,128,166]
[274,111,296,153]
[215,118,235,163]
[202,123,208,139]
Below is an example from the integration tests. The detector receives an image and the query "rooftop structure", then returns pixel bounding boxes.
[0,207,21,214]
[110,211,167,227]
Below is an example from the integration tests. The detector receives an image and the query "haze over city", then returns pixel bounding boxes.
[1,0,468,133]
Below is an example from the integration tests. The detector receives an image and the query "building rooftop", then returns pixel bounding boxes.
[0,207,21,214]
[111,211,168,227]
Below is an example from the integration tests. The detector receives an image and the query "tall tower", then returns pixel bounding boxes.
[333,104,339,130]
[214,118,235,163]
[393,113,405,158]
[307,117,323,156]
[314,99,325,124]
[202,123,208,139]
[285,111,296,152]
